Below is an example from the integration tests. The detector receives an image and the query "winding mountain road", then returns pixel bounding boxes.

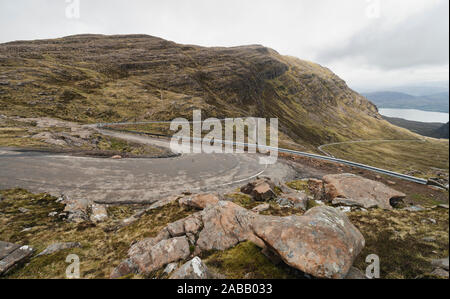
[0,129,295,204]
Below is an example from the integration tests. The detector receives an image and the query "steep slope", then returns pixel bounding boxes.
[0,34,417,149]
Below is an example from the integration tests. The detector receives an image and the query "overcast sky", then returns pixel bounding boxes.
[0,0,448,90]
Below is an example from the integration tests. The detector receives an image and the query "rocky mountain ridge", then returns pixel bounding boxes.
[0,34,416,150]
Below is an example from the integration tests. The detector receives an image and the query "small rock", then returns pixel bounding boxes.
[430,268,449,278]
[252,204,270,213]
[280,191,308,210]
[62,196,90,223]
[111,155,122,160]
[403,205,426,212]
[167,219,187,237]
[90,204,108,223]
[428,218,437,224]
[432,257,449,271]
[170,257,210,279]
[336,206,352,213]
[386,181,396,186]
[18,207,30,214]
[422,236,436,243]
[37,242,82,256]
[437,204,449,210]
[323,173,406,210]
[48,212,58,217]
[241,178,276,201]
[276,197,291,207]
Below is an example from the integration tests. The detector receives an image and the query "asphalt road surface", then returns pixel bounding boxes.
[0,130,295,204]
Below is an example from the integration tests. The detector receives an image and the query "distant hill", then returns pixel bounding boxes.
[363,91,449,113]
[383,116,449,139]
[433,122,449,139]
[359,81,449,97]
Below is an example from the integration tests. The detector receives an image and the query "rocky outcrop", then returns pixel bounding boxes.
[0,241,34,275]
[252,206,365,279]
[112,198,365,279]
[323,174,406,210]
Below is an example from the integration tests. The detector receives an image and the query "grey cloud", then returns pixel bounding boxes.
[317,0,449,69]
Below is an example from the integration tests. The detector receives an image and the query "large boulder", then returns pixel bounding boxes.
[241,178,277,201]
[130,237,191,275]
[252,206,365,279]
[323,174,406,210]
[112,193,367,279]
[196,201,263,251]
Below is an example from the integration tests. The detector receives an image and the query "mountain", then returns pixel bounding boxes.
[0,34,417,149]
[363,91,449,113]
[358,81,449,97]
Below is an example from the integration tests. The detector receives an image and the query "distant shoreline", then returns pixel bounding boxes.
[379,108,449,124]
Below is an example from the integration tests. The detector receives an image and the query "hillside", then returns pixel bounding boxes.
[383,116,449,139]
[0,34,419,150]
[363,91,449,113]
